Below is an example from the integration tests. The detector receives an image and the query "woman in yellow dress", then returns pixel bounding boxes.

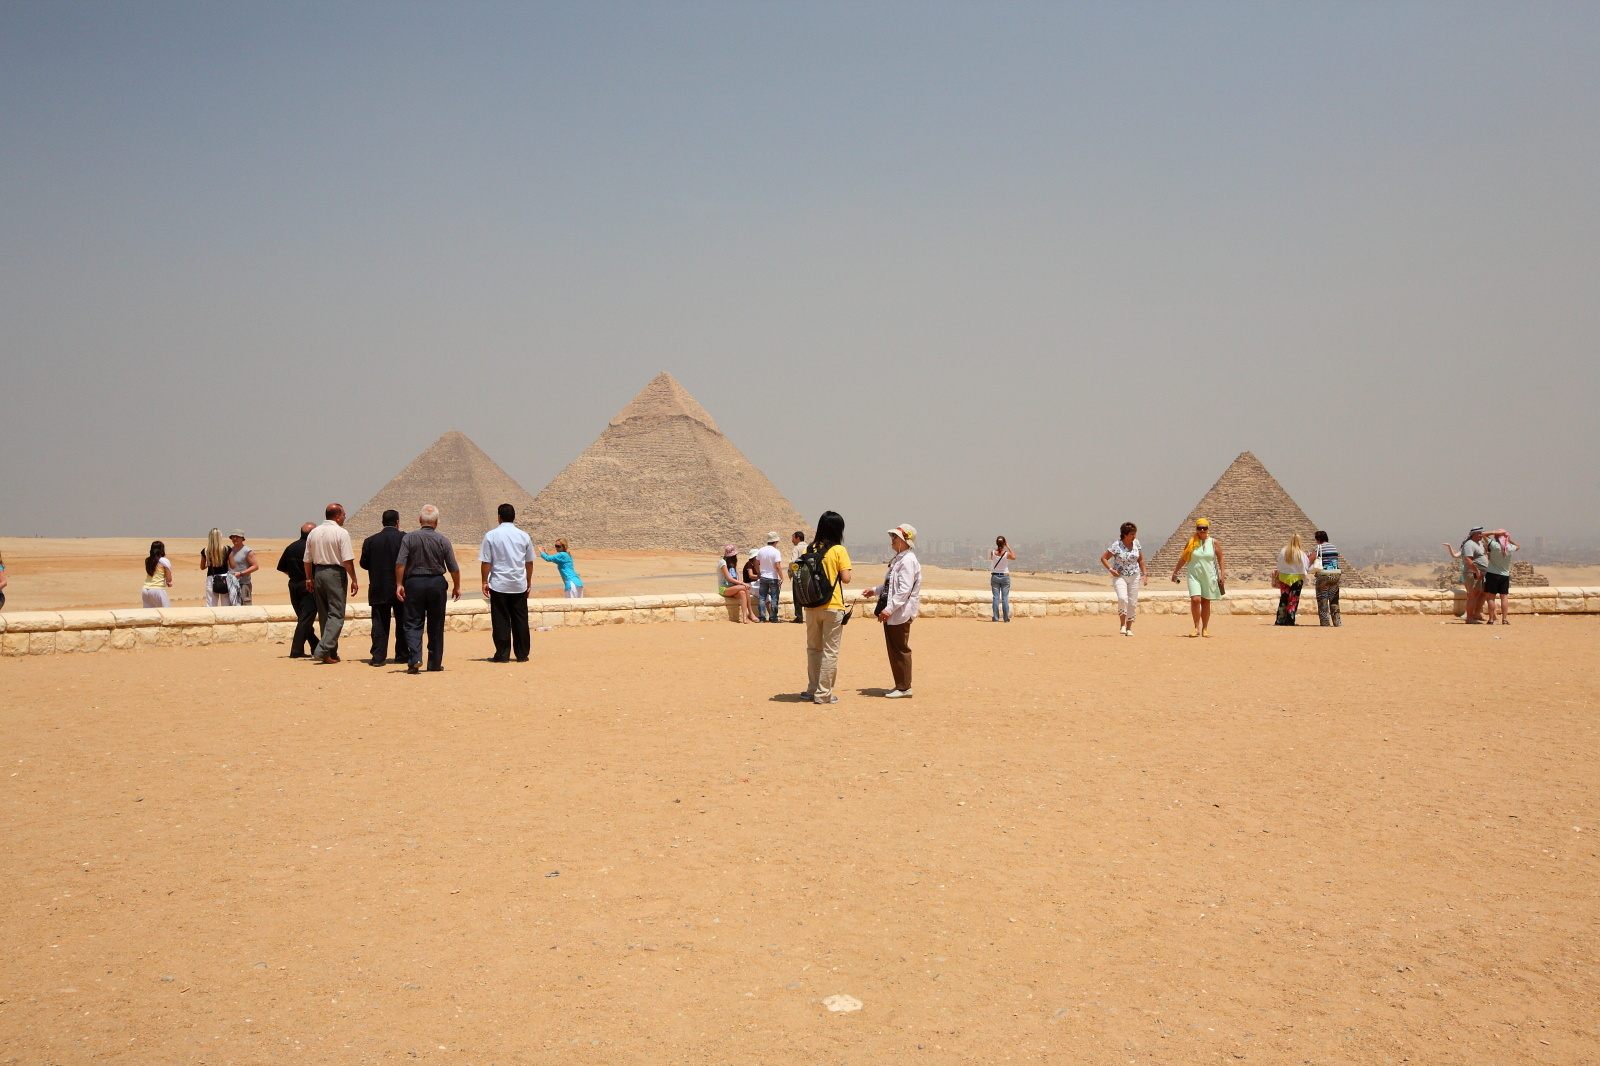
[1170,518,1226,637]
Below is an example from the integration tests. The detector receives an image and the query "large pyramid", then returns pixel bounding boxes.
[347,430,538,545]
[522,372,806,552]
[1150,451,1374,586]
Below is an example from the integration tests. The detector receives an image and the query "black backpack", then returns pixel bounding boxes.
[792,542,838,609]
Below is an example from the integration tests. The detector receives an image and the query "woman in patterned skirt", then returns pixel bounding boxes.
[1274,534,1311,625]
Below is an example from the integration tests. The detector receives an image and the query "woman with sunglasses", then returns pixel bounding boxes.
[1170,518,1226,637]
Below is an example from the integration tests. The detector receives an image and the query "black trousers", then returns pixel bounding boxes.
[402,575,448,670]
[791,575,805,620]
[489,589,530,661]
[288,581,319,656]
[369,601,410,662]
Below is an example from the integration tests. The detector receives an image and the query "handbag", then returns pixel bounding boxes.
[211,574,229,595]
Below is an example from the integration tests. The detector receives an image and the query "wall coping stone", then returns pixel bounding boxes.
[3,611,64,632]
[156,608,217,627]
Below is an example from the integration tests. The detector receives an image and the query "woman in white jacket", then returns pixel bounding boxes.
[859,524,922,699]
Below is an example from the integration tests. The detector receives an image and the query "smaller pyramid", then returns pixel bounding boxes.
[347,430,537,545]
[1150,452,1371,584]
[522,372,806,552]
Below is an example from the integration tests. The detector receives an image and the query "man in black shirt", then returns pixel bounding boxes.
[359,509,409,666]
[276,522,319,657]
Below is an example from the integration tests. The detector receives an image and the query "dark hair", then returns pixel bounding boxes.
[1120,522,1136,538]
[792,531,805,541]
[1314,530,1328,543]
[145,541,166,577]
[996,535,1008,548]
[498,503,516,523]
[813,511,845,552]
[325,503,343,520]
[381,509,400,527]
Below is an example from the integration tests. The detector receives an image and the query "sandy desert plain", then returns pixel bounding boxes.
[2,537,1598,1065]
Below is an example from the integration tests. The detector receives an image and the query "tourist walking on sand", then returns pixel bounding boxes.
[304,504,358,664]
[990,536,1015,622]
[1481,529,1519,625]
[1311,531,1342,627]
[788,531,808,623]
[718,546,758,623]
[0,550,7,610]
[1459,527,1489,624]
[540,540,583,598]
[227,530,259,606]
[200,528,236,607]
[800,511,852,705]
[858,524,920,698]
[277,522,319,657]
[359,509,410,667]
[395,505,461,673]
[479,503,536,663]
[1170,518,1225,637]
[141,541,173,608]
[1100,523,1146,636]
[1274,534,1311,626]
[754,533,785,623]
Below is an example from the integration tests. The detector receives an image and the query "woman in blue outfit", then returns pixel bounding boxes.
[540,539,584,598]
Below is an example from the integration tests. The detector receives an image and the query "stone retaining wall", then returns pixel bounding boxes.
[2,587,1595,657]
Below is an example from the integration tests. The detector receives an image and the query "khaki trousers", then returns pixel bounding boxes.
[805,608,846,701]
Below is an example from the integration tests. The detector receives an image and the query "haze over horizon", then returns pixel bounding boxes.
[2,2,1596,547]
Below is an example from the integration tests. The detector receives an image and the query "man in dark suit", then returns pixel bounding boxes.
[277,522,319,657]
[359,509,409,666]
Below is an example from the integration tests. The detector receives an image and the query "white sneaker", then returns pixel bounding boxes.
[1123,628,1133,637]
[885,688,912,699]
[813,695,838,705]
[1119,625,1127,636]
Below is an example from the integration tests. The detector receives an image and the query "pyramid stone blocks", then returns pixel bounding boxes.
[347,430,538,546]
[1150,451,1376,587]
[522,372,806,552]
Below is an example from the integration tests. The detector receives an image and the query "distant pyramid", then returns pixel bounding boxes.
[522,372,806,552]
[347,430,537,545]
[1150,451,1374,586]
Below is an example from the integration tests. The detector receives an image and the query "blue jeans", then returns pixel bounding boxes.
[991,573,1011,621]
[758,578,781,622]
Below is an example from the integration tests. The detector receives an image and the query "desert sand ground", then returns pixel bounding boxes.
[3,611,1596,1065]
[0,540,1134,613]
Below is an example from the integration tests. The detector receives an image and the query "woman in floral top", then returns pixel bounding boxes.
[1100,522,1147,636]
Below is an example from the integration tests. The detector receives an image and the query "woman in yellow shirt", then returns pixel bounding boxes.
[802,511,851,705]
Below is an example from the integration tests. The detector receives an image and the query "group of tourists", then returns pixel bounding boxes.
[1265,529,1343,629]
[1444,526,1520,624]
[149,502,574,673]
[718,532,804,624]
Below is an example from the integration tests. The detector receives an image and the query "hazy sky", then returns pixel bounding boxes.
[3,2,1596,547]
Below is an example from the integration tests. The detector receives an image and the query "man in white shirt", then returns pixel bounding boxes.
[753,532,785,623]
[787,530,808,623]
[303,503,358,663]
[478,503,536,662]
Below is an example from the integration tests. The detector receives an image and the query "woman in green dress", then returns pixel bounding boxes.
[1169,518,1226,637]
